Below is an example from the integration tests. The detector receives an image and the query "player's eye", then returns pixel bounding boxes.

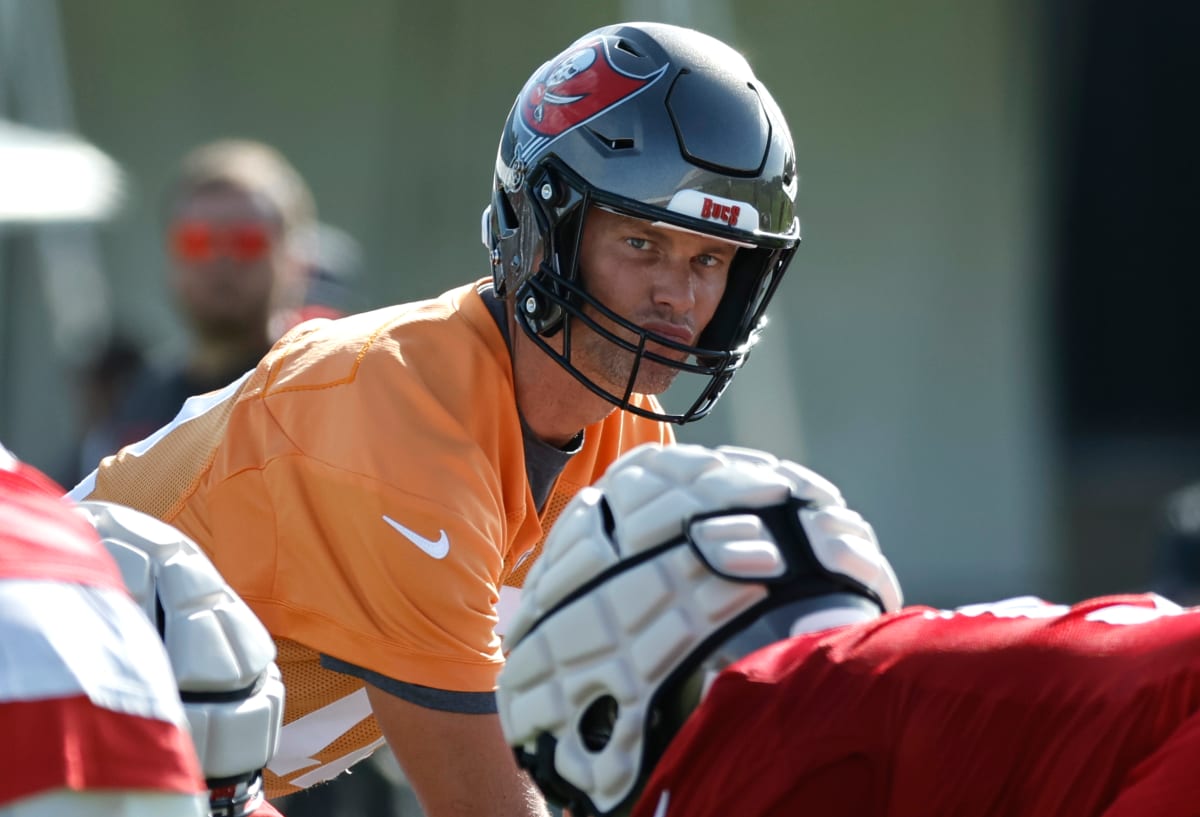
[625,237,650,250]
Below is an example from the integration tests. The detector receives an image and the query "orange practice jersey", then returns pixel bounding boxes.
[71,281,672,795]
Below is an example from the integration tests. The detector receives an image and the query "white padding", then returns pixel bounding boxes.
[186,662,285,779]
[690,514,786,578]
[802,505,902,613]
[498,442,902,815]
[75,501,284,781]
[77,502,276,691]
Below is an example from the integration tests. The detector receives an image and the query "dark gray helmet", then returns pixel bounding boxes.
[482,22,801,424]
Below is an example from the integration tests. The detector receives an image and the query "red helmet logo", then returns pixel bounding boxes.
[520,37,667,138]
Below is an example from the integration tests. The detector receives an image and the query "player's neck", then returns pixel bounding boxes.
[512,330,614,448]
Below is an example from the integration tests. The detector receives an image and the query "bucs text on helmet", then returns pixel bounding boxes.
[482,22,800,424]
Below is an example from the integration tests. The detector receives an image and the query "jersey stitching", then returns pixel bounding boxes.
[260,321,393,397]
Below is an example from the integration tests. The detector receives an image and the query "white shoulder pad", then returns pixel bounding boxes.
[186,662,285,781]
[77,501,275,692]
[75,501,284,780]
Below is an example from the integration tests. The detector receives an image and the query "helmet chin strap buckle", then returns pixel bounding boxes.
[517,279,565,337]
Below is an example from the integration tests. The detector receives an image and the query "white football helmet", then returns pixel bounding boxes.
[497,443,901,817]
[75,501,284,817]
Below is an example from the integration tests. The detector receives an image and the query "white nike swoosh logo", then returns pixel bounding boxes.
[652,790,670,817]
[382,515,450,559]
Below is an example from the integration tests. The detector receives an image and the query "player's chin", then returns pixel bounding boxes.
[630,363,682,395]
[195,314,261,336]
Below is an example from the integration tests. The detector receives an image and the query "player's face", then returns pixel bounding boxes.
[168,185,291,339]
[572,207,734,395]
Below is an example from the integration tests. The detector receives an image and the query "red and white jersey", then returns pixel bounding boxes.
[0,451,206,815]
[635,594,1200,817]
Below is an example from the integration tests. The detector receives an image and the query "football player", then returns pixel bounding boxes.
[70,21,800,817]
[499,443,1200,817]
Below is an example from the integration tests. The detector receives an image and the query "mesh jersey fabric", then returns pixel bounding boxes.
[74,280,673,795]
[634,594,1200,817]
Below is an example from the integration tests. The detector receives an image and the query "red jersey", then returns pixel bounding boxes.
[0,451,206,812]
[636,594,1200,817]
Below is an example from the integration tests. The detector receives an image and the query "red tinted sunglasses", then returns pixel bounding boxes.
[169,221,274,264]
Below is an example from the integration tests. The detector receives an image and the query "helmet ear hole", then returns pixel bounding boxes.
[580,694,619,752]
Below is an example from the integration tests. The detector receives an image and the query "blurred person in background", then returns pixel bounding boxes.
[84,138,317,457]
[60,334,147,485]
[500,442,1200,817]
[282,220,365,330]
[66,152,364,486]
[70,21,800,817]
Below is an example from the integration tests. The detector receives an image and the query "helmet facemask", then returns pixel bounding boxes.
[487,160,797,424]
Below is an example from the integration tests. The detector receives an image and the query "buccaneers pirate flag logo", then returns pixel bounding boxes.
[515,35,669,146]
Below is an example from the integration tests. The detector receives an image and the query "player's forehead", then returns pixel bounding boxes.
[588,205,748,250]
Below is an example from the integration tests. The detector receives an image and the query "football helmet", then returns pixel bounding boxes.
[497,443,901,816]
[482,22,800,423]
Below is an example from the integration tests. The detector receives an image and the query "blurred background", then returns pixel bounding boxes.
[2,0,1197,611]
